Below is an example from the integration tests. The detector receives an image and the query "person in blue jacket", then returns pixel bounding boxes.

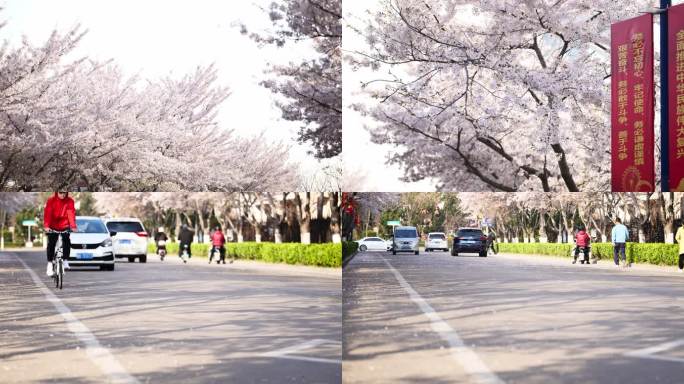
[611,217,630,267]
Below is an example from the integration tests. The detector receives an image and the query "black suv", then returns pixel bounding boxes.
[451,228,488,257]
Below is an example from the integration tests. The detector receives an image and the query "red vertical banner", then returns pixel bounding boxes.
[611,14,655,192]
[668,3,684,191]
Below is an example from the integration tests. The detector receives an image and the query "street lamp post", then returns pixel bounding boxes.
[660,0,671,192]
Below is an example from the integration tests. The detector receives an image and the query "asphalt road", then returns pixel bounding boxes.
[1,249,341,384]
[343,249,684,384]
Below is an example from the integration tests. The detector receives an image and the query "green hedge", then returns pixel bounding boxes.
[147,242,341,267]
[499,242,680,266]
[343,241,358,259]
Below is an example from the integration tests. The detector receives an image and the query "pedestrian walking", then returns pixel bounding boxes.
[611,217,630,267]
[676,221,684,273]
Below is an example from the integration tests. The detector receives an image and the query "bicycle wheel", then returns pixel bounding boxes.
[53,262,59,288]
[57,260,63,290]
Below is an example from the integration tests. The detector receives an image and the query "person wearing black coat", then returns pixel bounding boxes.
[178,224,194,259]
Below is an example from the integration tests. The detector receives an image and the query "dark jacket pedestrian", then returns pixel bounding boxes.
[178,225,194,257]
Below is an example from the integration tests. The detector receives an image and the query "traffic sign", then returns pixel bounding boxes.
[22,220,37,226]
[386,220,401,226]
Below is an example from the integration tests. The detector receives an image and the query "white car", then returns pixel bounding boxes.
[425,232,448,252]
[357,237,391,252]
[68,216,115,271]
[104,218,149,263]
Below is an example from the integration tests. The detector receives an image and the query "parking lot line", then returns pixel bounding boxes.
[13,253,140,384]
[380,255,505,384]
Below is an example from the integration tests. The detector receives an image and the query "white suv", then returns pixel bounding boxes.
[104,218,149,263]
[425,232,448,252]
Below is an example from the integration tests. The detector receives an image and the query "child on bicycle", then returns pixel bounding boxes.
[43,191,77,276]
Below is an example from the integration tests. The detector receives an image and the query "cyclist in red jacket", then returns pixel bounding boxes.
[573,226,591,264]
[210,226,231,264]
[43,191,78,276]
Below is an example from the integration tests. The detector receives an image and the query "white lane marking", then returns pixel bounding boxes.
[625,339,684,364]
[13,253,140,384]
[262,339,340,364]
[380,255,505,384]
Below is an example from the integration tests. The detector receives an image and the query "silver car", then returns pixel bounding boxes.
[392,226,420,255]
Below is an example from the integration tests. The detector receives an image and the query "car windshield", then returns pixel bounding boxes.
[457,229,483,237]
[106,221,144,233]
[76,219,108,234]
[429,234,445,240]
[395,229,418,238]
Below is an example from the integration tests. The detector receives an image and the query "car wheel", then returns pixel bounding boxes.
[100,264,115,271]
[359,245,367,252]
[451,250,458,257]
[140,255,147,263]
[479,251,487,257]
[415,250,419,255]
[128,257,135,263]
[392,250,396,255]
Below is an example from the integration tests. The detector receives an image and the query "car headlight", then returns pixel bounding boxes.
[101,238,113,247]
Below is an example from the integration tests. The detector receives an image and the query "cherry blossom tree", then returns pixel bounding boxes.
[0,19,299,191]
[350,0,651,191]
[246,0,342,158]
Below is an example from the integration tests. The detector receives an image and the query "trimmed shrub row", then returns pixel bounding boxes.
[343,241,358,259]
[147,242,341,267]
[498,242,680,266]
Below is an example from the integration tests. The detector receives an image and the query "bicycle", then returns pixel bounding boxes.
[180,243,189,264]
[47,229,70,290]
[209,245,219,264]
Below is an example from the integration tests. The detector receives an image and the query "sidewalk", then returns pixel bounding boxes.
[496,252,683,276]
[147,253,341,278]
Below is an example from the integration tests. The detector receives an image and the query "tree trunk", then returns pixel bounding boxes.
[661,192,676,244]
[0,209,5,250]
[255,225,262,243]
[174,211,181,242]
[329,192,342,243]
[274,226,282,243]
[297,192,312,244]
[539,210,547,243]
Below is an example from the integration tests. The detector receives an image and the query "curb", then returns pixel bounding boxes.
[146,253,341,278]
[342,251,358,269]
[495,252,683,275]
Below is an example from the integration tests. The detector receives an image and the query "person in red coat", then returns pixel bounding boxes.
[573,226,591,264]
[210,226,230,264]
[43,191,78,276]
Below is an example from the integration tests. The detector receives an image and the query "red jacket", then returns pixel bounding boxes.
[575,230,590,247]
[44,193,77,231]
[211,230,226,246]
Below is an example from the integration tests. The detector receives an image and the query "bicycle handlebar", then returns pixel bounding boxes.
[46,228,72,234]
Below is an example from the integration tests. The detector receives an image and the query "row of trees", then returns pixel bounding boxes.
[346,192,684,244]
[350,0,651,191]
[0,192,342,245]
[462,192,684,244]
[94,192,341,244]
[344,192,467,239]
